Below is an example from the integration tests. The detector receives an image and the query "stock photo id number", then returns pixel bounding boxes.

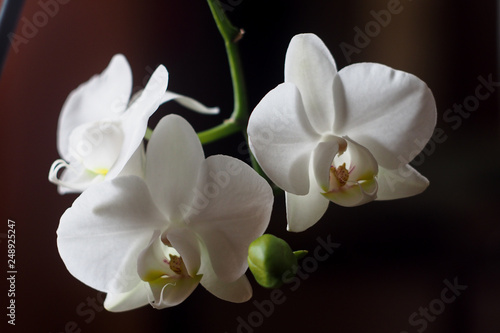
[5,219,16,326]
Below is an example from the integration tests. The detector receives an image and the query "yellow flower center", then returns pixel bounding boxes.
[93,168,109,175]
[331,163,349,187]
[168,254,183,274]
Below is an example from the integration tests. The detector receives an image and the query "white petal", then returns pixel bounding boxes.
[118,142,145,178]
[137,231,174,282]
[311,137,345,191]
[57,176,166,293]
[333,63,436,168]
[67,120,124,175]
[341,137,379,181]
[106,65,169,179]
[58,54,132,158]
[376,165,429,200]
[128,65,169,116]
[200,265,252,303]
[161,91,219,114]
[164,227,201,278]
[145,114,205,221]
[286,168,330,232]
[104,282,150,312]
[285,33,337,134]
[248,82,320,195]
[186,155,273,282]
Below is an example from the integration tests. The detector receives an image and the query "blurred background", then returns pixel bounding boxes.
[1,0,499,332]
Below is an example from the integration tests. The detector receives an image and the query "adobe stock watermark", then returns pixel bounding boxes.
[220,0,244,13]
[382,73,500,193]
[239,104,293,161]
[225,234,340,333]
[212,0,244,19]
[400,277,467,333]
[50,290,106,333]
[441,74,499,130]
[179,158,244,221]
[9,0,72,54]
[339,0,416,63]
[65,121,123,164]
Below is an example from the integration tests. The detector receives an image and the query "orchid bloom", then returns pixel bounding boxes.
[57,114,273,311]
[49,54,219,193]
[247,33,436,232]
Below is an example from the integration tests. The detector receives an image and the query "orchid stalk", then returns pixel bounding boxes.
[198,0,248,145]
[203,0,270,181]
[144,0,265,176]
[144,0,248,145]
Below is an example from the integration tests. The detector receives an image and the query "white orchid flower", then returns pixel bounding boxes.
[57,114,273,312]
[49,54,219,194]
[247,33,436,232]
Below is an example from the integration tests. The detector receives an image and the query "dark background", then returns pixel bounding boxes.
[1,0,499,332]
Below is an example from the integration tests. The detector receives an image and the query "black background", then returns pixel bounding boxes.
[1,0,499,332]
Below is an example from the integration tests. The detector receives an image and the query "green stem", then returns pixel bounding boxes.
[146,1,246,145]
[148,1,270,181]
[201,0,248,143]
[198,119,240,145]
[203,0,268,181]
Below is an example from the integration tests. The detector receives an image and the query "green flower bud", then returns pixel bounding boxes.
[248,234,304,289]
